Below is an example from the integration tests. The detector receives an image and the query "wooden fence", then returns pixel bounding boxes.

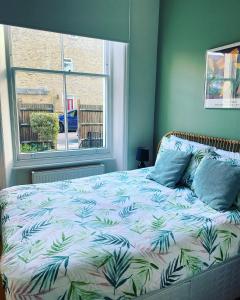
[77,104,103,148]
[18,103,54,144]
[18,103,103,149]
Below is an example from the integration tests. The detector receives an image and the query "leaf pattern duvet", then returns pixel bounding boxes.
[1,168,240,299]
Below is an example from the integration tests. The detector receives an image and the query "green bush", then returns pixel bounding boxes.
[20,143,38,153]
[20,142,52,153]
[30,112,59,148]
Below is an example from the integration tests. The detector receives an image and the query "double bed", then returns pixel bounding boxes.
[1,131,240,300]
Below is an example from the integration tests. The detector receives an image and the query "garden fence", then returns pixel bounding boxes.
[19,103,103,148]
[18,103,54,144]
[77,104,103,148]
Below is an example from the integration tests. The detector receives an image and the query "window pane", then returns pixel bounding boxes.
[66,76,105,150]
[63,35,105,74]
[11,27,62,70]
[10,26,106,74]
[15,71,66,153]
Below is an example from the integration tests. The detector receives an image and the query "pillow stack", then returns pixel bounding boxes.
[150,135,213,188]
[147,135,240,212]
[170,136,213,188]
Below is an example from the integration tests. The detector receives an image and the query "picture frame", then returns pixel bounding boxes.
[204,42,240,109]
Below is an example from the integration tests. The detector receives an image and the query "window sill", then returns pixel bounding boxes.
[13,152,114,170]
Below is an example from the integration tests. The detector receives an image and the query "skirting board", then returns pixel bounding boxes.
[138,255,240,300]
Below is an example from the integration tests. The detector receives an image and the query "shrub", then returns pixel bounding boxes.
[20,142,52,153]
[30,112,59,148]
[20,143,38,153]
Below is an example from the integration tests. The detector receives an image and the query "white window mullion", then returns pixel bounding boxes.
[12,69,22,160]
[61,33,69,151]
[63,74,69,150]
[103,41,111,150]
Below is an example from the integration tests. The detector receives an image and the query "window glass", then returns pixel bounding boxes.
[11,27,62,70]
[9,26,108,157]
[66,76,105,150]
[64,58,73,72]
[10,26,105,74]
[15,71,66,153]
[68,110,76,118]
[63,35,105,74]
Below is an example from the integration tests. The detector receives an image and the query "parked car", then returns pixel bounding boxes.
[58,110,78,132]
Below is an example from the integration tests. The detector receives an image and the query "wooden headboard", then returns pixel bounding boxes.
[158,131,240,153]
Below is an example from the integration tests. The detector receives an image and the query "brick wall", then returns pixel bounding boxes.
[11,27,104,113]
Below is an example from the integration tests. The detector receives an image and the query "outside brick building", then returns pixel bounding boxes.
[10,26,105,151]
[11,27,104,113]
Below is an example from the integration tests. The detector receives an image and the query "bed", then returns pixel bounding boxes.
[1,131,240,300]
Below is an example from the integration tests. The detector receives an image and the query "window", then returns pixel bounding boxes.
[6,26,111,162]
[67,96,74,111]
[64,58,73,72]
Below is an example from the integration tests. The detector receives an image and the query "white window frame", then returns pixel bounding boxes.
[4,26,113,168]
[63,58,73,72]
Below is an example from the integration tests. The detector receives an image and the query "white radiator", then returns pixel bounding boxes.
[32,164,105,184]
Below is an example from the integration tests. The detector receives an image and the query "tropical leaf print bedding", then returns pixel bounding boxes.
[1,168,240,300]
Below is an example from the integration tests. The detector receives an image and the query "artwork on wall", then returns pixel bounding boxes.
[204,42,240,109]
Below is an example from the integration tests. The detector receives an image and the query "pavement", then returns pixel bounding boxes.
[57,132,79,150]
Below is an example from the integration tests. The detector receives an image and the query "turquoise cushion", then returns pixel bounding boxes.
[147,150,192,188]
[208,149,240,208]
[156,135,213,188]
[193,157,240,211]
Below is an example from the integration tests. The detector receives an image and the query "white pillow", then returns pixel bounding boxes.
[214,148,240,162]
[170,135,213,149]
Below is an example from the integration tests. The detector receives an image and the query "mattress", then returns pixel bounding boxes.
[1,167,240,299]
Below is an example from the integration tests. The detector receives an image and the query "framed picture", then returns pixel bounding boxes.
[204,42,240,109]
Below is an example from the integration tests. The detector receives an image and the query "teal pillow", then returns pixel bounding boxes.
[156,135,213,188]
[147,150,192,188]
[193,157,240,211]
[208,149,240,208]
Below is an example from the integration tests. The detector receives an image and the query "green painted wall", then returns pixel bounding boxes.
[154,0,240,150]
[128,0,160,169]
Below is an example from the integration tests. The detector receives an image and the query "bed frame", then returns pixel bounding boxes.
[159,130,240,153]
[151,131,240,300]
[1,131,240,300]
[139,255,240,300]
